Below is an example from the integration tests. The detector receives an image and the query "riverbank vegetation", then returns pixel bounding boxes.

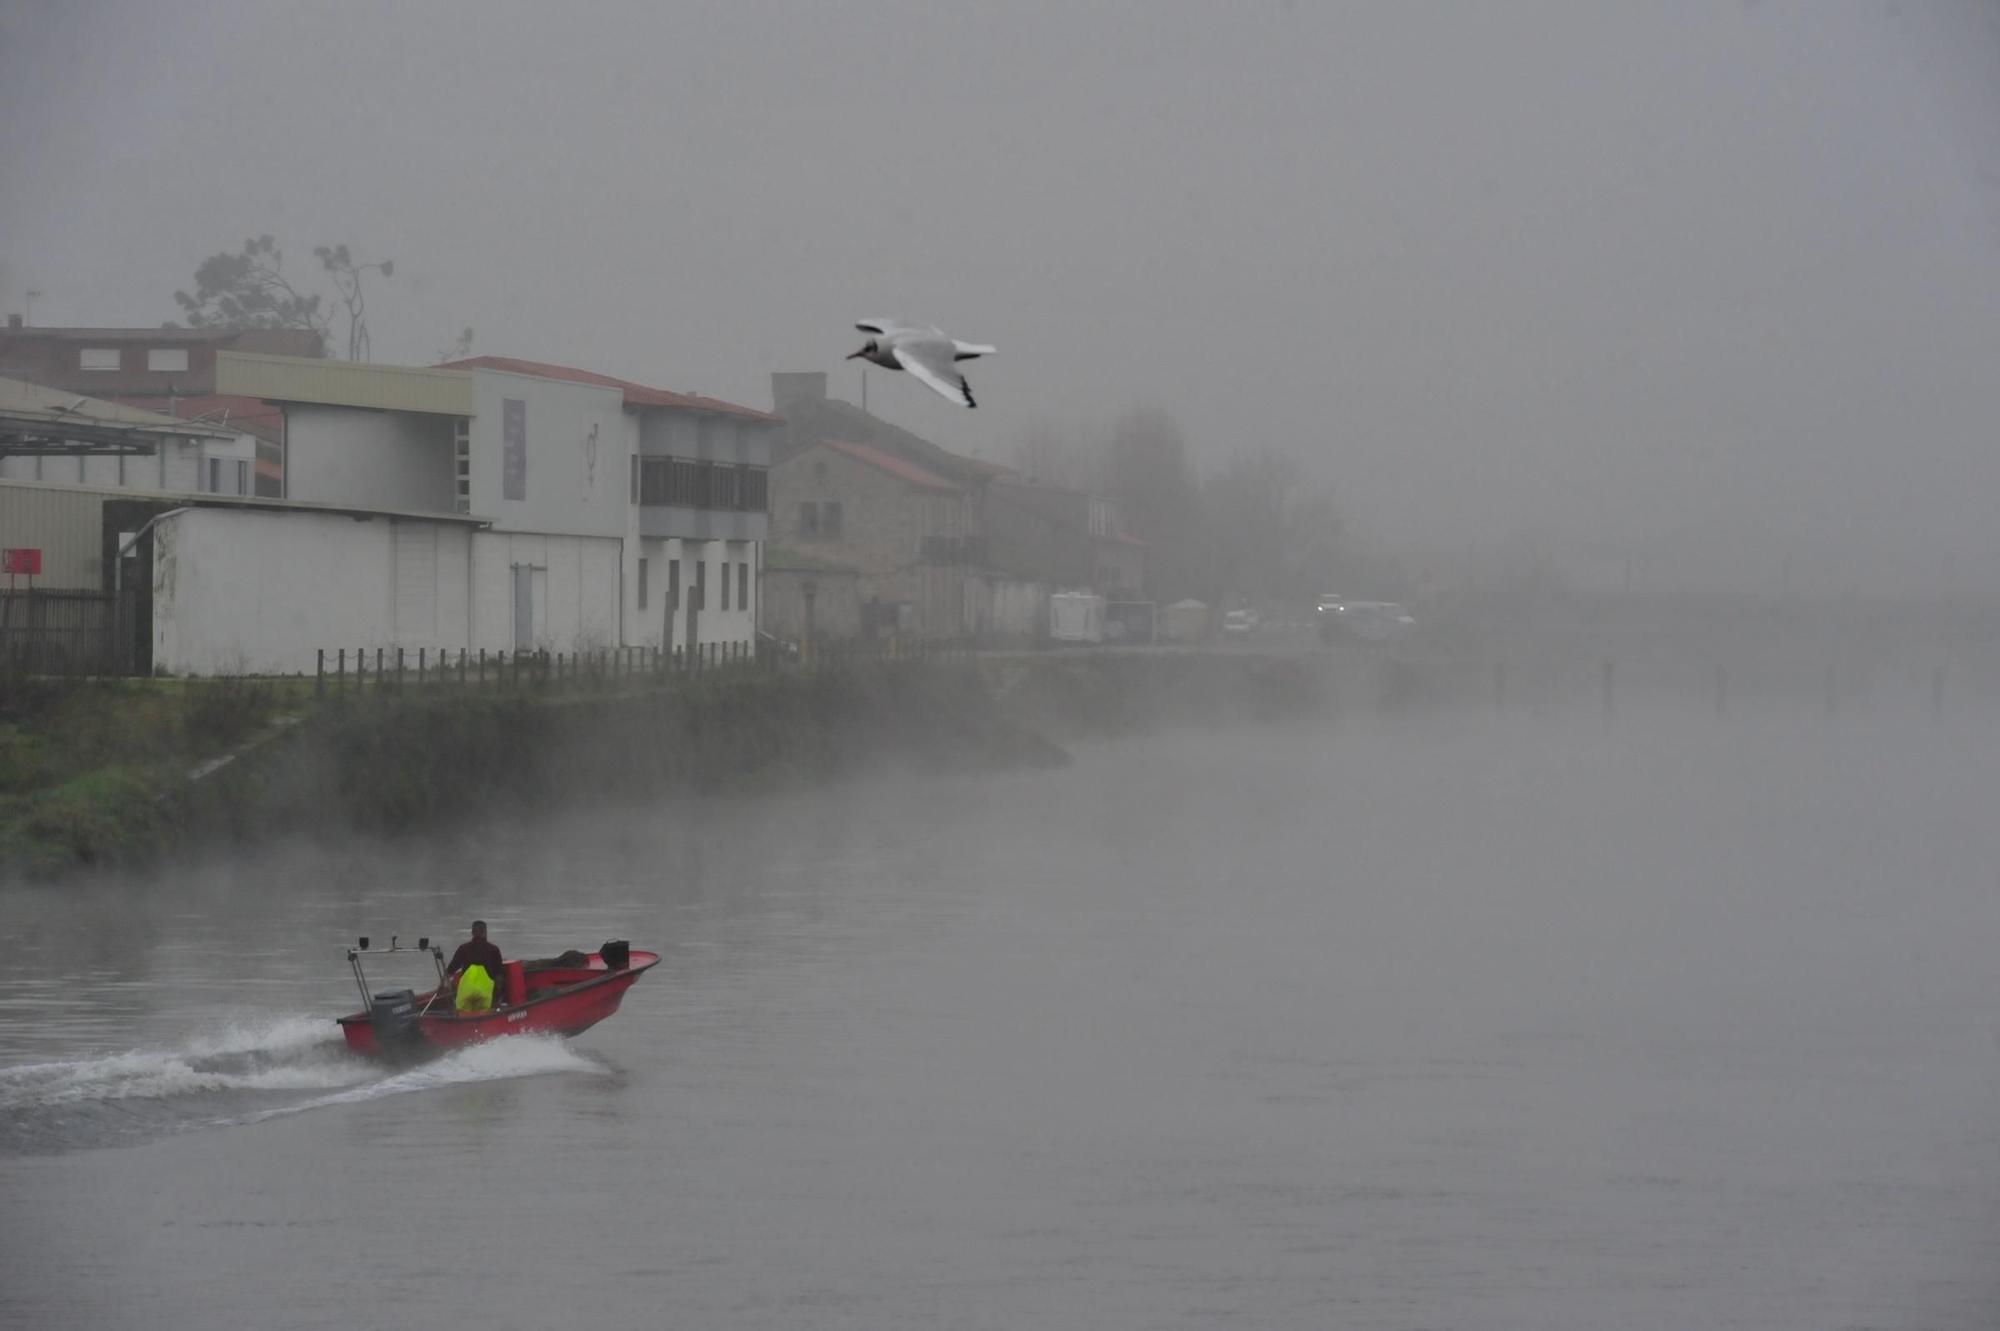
[1,651,1328,883]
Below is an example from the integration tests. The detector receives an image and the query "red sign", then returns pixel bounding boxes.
[2,548,43,575]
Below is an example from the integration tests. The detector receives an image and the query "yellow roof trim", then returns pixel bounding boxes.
[217,352,474,416]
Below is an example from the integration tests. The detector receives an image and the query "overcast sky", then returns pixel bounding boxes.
[3,0,1996,594]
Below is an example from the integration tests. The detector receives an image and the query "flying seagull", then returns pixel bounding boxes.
[846,319,995,408]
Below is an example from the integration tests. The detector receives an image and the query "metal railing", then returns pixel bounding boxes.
[0,589,136,676]
[308,635,979,695]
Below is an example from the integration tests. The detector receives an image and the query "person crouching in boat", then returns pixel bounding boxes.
[446,920,505,1013]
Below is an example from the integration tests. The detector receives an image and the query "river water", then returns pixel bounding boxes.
[4,700,2000,1329]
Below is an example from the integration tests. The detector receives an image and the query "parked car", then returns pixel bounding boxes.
[1222,608,1262,637]
[1316,598,1414,644]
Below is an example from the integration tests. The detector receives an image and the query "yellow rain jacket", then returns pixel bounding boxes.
[455,964,495,1013]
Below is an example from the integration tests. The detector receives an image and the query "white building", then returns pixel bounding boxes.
[0,375,258,498]
[142,352,777,675]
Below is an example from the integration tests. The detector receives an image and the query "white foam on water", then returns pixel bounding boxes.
[0,1015,369,1110]
[241,1034,606,1123]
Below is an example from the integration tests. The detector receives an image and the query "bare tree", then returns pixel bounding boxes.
[314,244,394,362]
[171,234,396,360]
[434,326,476,363]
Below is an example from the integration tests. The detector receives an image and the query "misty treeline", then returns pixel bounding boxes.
[167,231,473,363]
[1017,408,1397,609]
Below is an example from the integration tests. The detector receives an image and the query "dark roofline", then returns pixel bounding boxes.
[0,478,492,526]
[439,355,781,423]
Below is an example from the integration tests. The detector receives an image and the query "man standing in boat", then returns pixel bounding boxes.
[446,920,505,1011]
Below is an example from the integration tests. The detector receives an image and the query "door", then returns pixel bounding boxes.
[667,558,680,650]
[512,564,535,651]
[686,556,704,657]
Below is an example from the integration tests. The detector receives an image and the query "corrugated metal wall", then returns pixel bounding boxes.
[0,481,109,588]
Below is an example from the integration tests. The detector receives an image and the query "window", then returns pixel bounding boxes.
[636,459,766,511]
[206,457,223,493]
[693,558,706,609]
[147,347,189,373]
[236,460,249,495]
[672,459,704,507]
[79,348,119,371]
[638,557,649,610]
[668,558,680,612]
[822,501,843,535]
[718,559,730,611]
[711,464,740,512]
[738,562,749,612]
[453,417,472,513]
[630,455,640,505]
[502,398,527,501]
[799,501,819,535]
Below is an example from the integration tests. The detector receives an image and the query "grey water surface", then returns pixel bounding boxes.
[5,701,1999,1329]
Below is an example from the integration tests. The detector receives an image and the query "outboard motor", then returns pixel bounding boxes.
[369,988,420,1052]
[600,940,630,970]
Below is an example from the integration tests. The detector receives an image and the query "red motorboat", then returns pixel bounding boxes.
[336,935,658,1060]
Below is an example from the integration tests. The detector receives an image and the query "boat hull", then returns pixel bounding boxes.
[338,950,658,1060]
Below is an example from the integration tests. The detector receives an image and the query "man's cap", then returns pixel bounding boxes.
[472,920,487,931]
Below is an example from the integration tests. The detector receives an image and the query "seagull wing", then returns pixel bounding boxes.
[855,318,904,335]
[891,339,977,408]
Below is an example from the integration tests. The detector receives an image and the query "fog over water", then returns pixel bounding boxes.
[6,700,2000,1328]
[6,1,2000,1324]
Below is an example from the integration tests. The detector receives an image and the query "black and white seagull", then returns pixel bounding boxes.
[846,319,995,408]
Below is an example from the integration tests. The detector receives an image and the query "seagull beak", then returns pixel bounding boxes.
[845,346,867,359]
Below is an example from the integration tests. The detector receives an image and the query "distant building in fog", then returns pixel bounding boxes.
[0,320,322,496]
[765,371,1143,646]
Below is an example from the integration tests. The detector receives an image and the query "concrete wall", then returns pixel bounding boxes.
[763,566,862,643]
[469,369,631,538]
[635,408,775,542]
[155,507,401,674]
[648,537,757,655]
[972,575,1047,645]
[466,529,624,653]
[149,506,635,674]
[637,411,772,467]
[285,403,456,512]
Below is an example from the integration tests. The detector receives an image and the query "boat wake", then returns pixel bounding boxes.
[0,1016,603,1157]
[239,1034,605,1124]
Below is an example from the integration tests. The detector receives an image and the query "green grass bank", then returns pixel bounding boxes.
[1,650,1330,883]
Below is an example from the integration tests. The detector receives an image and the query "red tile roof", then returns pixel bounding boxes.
[437,356,780,423]
[819,438,959,492]
[121,394,287,444]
